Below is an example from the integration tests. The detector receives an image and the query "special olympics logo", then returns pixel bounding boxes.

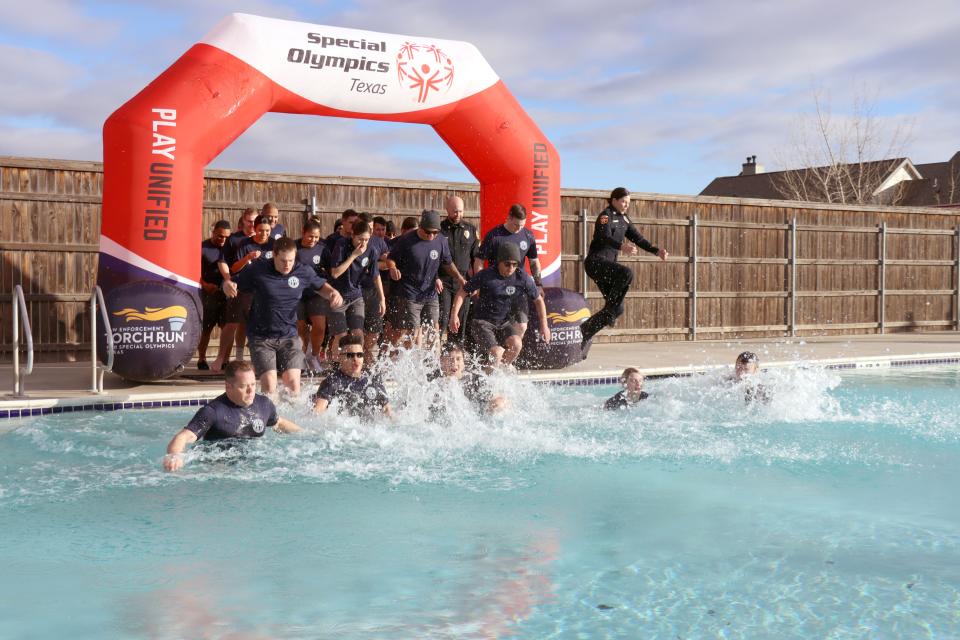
[519,241,528,251]
[396,42,454,104]
[265,251,274,259]
[288,276,300,288]
[251,418,265,434]
[312,255,321,264]
[429,250,439,260]
[274,233,282,240]
[364,387,379,400]
[361,257,370,267]
[505,286,516,295]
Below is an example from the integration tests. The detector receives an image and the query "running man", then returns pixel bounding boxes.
[163,361,302,472]
[312,335,393,418]
[439,195,480,343]
[261,202,287,239]
[197,219,231,370]
[327,219,385,358]
[211,207,258,370]
[295,219,330,371]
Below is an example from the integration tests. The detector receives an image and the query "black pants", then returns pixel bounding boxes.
[439,281,471,344]
[580,256,633,342]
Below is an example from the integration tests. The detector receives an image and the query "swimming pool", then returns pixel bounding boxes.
[2,364,959,638]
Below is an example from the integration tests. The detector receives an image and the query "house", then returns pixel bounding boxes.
[700,152,960,207]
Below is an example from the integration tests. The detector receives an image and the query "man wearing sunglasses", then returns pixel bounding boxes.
[312,335,393,418]
[197,219,232,370]
[384,209,467,349]
[449,243,550,368]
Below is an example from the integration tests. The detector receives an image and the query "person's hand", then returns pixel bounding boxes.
[540,323,551,344]
[163,453,184,472]
[389,266,401,281]
[378,298,386,317]
[222,280,239,298]
[622,243,639,256]
[435,279,444,294]
[352,239,368,256]
[327,290,344,310]
[201,282,218,294]
[657,248,669,261]
[250,250,262,261]
[448,315,460,334]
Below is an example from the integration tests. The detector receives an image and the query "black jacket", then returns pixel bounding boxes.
[587,205,658,263]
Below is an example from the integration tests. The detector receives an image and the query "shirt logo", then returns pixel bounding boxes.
[463,230,470,239]
[364,386,379,400]
[505,286,516,295]
[251,417,265,434]
[429,249,439,260]
[599,214,610,225]
[274,233,282,240]
[288,276,300,288]
[265,251,274,259]
[361,257,370,267]
[519,241,528,251]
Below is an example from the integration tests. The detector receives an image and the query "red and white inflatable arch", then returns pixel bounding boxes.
[99,13,576,381]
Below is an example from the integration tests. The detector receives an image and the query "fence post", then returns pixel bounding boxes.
[955,225,959,331]
[879,222,887,334]
[790,217,797,337]
[580,209,589,296]
[689,215,698,340]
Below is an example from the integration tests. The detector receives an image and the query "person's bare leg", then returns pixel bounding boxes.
[280,369,301,396]
[501,336,522,366]
[212,323,237,370]
[260,370,279,400]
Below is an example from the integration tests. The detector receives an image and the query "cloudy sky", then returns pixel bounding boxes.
[2,0,958,195]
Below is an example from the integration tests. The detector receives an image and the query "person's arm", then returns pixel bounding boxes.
[329,241,366,278]
[441,262,466,288]
[315,282,344,310]
[529,258,543,288]
[382,403,394,420]
[313,397,330,413]
[163,429,198,472]
[274,416,302,433]
[624,223,665,258]
[534,294,550,344]
[230,249,260,274]
[218,260,232,283]
[448,289,467,333]
[374,273,386,317]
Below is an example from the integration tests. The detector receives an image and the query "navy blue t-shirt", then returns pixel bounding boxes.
[235,260,328,339]
[271,223,287,240]
[295,239,329,277]
[479,225,539,267]
[462,267,539,324]
[222,230,251,265]
[313,370,389,417]
[200,239,225,286]
[185,393,278,441]
[234,236,276,266]
[388,231,452,302]
[360,235,388,289]
[329,236,383,301]
[325,231,350,251]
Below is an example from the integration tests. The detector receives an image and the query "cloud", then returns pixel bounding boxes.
[0,0,117,44]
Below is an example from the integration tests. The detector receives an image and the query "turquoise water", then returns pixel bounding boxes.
[2,364,959,639]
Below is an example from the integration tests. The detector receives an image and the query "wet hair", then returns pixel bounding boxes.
[736,351,759,365]
[274,236,297,254]
[609,187,630,203]
[341,208,359,220]
[352,219,371,237]
[440,342,464,357]
[302,219,322,233]
[224,360,254,381]
[508,203,527,220]
[339,334,363,350]
[621,367,641,383]
[400,216,418,233]
[253,214,271,228]
[372,216,388,227]
[213,219,231,231]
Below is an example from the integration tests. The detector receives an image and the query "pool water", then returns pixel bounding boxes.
[2,363,959,639]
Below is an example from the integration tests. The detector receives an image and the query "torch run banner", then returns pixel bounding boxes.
[99,13,568,381]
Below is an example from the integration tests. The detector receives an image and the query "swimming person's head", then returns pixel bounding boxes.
[735,351,759,379]
[621,367,644,396]
[224,361,257,407]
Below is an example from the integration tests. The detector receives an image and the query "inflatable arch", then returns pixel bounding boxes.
[99,13,587,381]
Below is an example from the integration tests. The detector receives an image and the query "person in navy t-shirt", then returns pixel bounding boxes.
[384,210,466,349]
[312,335,392,418]
[223,237,343,399]
[231,215,276,274]
[359,213,390,361]
[295,219,330,371]
[327,218,385,358]
[450,242,550,368]
[197,219,231,370]
[212,207,258,371]
[163,361,302,472]
[261,202,287,239]
[475,203,544,340]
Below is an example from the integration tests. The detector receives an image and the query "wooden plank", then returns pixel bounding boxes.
[0,242,99,253]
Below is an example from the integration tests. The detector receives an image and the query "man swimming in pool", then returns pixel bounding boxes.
[730,351,771,403]
[312,335,393,419]
[603,367,649,410]
[163,361,302,472]
[434,342,507,415]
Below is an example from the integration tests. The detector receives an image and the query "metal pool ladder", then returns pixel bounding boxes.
[11,285,34,396]
[90,286,115,394]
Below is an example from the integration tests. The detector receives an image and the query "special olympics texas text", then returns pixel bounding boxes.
[288,32,390,74]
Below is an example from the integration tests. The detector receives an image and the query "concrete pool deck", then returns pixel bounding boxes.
[3,332,960,415]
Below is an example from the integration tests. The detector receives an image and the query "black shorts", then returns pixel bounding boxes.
[248,336,305,377]
[201,290,227,330]
[469,319,520,352]
[362,286,385,334]
[327,295,365,335]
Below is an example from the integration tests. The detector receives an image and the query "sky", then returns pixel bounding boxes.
[1,0,958,196]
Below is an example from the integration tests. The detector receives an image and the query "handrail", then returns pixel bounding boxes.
[90,286,115,394]
[11,285,34,396]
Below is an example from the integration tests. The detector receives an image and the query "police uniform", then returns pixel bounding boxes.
[580,205,660,344]
[439,217,480,339]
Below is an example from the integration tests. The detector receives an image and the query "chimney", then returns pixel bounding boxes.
[740,155,765,176]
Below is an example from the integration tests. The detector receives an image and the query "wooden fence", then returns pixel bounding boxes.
[2,156,959,361]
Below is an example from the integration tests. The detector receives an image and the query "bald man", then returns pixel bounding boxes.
[439,196,479,343]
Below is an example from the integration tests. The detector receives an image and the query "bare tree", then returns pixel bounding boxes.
[773,89,913,205]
